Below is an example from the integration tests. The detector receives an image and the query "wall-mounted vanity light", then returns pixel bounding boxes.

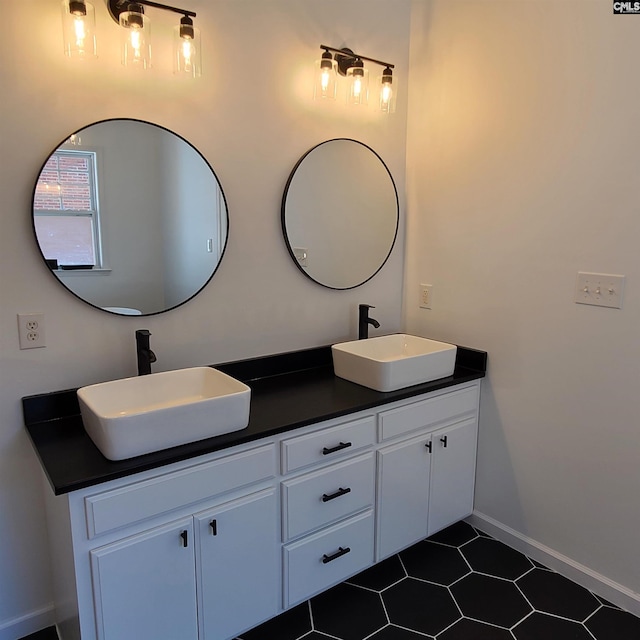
[314,45,396,113]
[61,0,201,77]
[61,1,97,58]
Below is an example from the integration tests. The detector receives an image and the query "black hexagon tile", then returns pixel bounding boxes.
[347,554,406,592]
[369,624,434,639]
[513,611,594,640]
[585,605,640,639]
[450,573,532,628]
[517,568,600,622]
[461,536,532,580]
[311,582,387,640]
[400,540,470,586]
[233,523,640,640]
[237,601,310,640]
[427,521,478,547]
[438,618,515,640]
[383,577,461,636]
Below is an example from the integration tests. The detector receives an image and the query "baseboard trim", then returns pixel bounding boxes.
[467,511,640,618]
[0,604,55,640]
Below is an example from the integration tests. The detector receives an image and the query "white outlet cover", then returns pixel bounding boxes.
[574,272,625,309]
[18,312,46,349]
[419,283,433,309]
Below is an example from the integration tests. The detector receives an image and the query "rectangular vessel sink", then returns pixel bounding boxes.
[77,367,251,461]
[332,334,457,392]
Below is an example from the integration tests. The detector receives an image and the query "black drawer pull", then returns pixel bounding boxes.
[322,487,351,502]
[440,435,448,448]
[180,530,188,547]
[322,546,351,564]
[322,441,352,455]
[210,519,217,536]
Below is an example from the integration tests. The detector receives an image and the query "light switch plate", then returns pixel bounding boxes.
[574,272,625,309]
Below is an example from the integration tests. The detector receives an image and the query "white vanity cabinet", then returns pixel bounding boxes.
[43,380,480,640]
[90,489,280,640]
[47,443,279,640]
[280,416,377,607]
[90,517,198,640]
[376,384,480,560]
[194,488,279,640]
[427,417,478,536]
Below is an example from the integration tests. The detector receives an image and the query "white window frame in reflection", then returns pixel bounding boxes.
[33,149,104,270]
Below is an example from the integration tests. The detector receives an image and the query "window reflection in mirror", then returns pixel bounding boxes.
[34,149,101,268]
[32,119,228,316]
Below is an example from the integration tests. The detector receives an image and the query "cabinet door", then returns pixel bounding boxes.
[90,518,198,640]
[195,488,279,640]
[376,433,431,561]
[428,418,478,536]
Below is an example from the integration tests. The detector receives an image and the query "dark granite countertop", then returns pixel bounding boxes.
[23,345,486,496]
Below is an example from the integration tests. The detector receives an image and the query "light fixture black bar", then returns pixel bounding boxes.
[138,0,196,18]
[320,45,394,70]
[108,0,195,22]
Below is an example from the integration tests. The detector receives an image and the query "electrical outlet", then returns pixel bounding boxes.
[419,284,433,309]
[18,313,46,349]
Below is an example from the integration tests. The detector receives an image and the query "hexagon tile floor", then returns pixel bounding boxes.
[237,522,640,640]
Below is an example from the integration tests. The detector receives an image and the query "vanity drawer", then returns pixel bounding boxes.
[281,415,375,473]
[282,453,374,541]
[283,509,374,608]
[85,444,276,538]
[378,385,479,442]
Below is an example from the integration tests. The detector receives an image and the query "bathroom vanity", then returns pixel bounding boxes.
[24,345,486,640]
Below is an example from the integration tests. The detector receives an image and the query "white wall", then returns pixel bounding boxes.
[0,1,410,636]
[406,0,640,608]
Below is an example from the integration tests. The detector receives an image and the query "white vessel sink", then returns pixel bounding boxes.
[332,334,457,392]
[77,367,251,461]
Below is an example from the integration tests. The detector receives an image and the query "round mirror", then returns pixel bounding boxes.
[32,118,228,316]
[282,139,399,290]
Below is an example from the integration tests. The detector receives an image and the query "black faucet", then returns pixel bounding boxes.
[135,329,157,376]
[358,304,380,340]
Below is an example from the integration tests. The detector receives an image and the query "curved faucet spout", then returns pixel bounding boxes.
[135,329,156,376]
[358,304,381,340]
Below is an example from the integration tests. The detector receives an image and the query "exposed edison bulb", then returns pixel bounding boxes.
[314,51,337,100]
[182,39,193,65]
[61,0,97,59]
[353,76,363,98]
[346,60,369,107]
[174,17,202,77]
[73,15,86,49]
[378,67,396,114]
[120,5,151,69]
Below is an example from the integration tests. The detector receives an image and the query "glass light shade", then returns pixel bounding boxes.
[61,0,97,59]
[119,10,151,69]
[313,57,337,101]
[346,65,369,107]
[377,69,396,114]
[174,23,202,77]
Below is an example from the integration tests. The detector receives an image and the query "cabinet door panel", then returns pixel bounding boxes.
[376,434,431,561]
[196,489,279,640]
[90,518,197,640]
[428,418,478,536]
